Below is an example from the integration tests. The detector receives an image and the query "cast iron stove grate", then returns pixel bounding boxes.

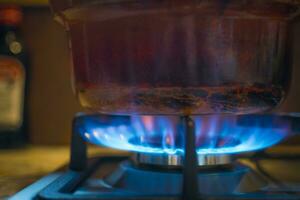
[34,114,300,200]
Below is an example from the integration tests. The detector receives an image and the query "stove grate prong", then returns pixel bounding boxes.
[182,115,199,200]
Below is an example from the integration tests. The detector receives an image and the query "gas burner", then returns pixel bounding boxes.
[29,154,300,200]
[79,114,289,156]
[11,113,300,200]
[104,160,266,195]
[133,153,232,167]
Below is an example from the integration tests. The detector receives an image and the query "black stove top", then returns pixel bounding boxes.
[10,113,300,200]
[10,153,300,200]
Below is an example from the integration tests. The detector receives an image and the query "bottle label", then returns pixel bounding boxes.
[0,56,25,130]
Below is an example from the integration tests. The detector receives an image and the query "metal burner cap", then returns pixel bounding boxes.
[133,153,233,167]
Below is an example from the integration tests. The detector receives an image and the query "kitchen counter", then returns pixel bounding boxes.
[0,145,123,199]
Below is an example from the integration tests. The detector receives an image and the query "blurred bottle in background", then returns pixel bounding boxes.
[0,5,29,148]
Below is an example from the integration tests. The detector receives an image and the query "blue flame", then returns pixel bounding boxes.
[81,115,289,155]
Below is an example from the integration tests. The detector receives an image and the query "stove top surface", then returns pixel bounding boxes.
[11,151,300,200]
[10,113,300,200]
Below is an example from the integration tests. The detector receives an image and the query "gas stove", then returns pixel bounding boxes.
[11,113,300,200]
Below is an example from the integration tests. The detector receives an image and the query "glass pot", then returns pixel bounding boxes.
[50,0,300,115]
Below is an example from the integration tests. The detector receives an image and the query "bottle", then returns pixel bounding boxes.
[0,5,29,148]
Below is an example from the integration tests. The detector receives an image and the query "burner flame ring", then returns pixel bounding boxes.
[133,153,233,167]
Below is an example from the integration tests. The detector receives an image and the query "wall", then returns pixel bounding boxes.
[22,7,81,144]
[281,19,300,113]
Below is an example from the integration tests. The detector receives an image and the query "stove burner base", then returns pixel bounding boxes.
[133,153,233,167]
[33,155,298,200]
[104,160,266,195]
